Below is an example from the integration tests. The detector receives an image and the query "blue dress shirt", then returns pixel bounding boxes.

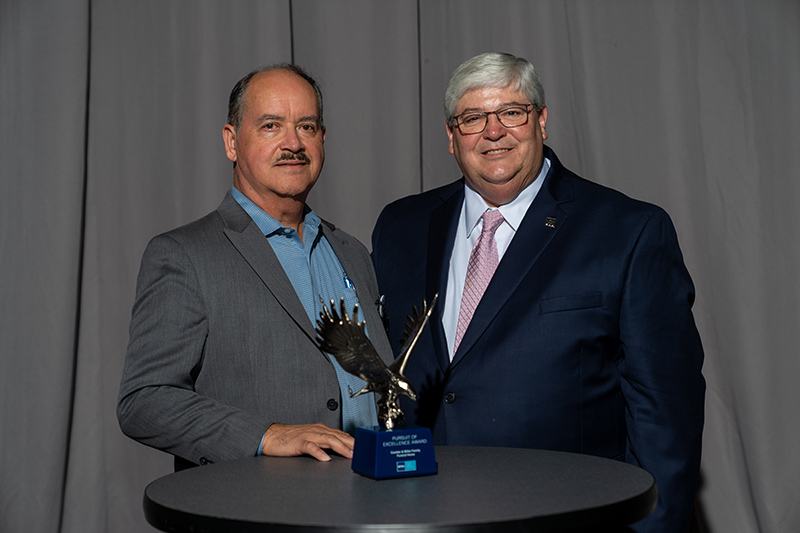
[231,187,378,443]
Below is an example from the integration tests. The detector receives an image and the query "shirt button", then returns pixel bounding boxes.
[327,399,339,411]
[444,392,457,404]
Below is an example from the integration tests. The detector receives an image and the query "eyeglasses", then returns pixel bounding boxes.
[451,104,533,135]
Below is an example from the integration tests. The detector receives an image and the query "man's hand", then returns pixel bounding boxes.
[261,423,355,461]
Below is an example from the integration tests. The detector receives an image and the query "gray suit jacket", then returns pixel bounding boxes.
[117,192,394,466]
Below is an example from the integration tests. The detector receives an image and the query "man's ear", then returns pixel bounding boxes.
[538,106,548,141]
[222,124,237,163]
[446,122,455,155]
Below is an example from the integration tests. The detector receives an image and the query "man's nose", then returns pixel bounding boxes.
[281,127,304,152]
[483,113,506,139]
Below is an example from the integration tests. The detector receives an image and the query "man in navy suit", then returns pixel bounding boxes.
[371,52,705,532]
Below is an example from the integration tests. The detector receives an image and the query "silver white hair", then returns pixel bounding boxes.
[444,52,545,123]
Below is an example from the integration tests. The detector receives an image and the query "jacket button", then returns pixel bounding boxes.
[444,392,456,404]
[327,398,339,411]
[199,457,213,465]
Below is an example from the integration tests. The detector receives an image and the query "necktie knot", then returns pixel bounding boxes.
[480,209,505,235]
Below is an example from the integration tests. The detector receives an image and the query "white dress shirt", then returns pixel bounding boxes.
[442,158,550,359]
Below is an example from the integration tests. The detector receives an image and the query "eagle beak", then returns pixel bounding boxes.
[399,380,417,401]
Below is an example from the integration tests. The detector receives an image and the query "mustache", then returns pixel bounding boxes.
[276,152,310,163]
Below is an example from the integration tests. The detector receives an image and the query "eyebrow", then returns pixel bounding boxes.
[458,102,530,114]
[255,114,319,124]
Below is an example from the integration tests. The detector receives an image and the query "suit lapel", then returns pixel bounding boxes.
[323,223,394,366]
[217,192,318,341]
[450,155,574,367]
[425,183,464,373]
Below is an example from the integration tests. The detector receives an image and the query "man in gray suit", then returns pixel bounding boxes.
[117,64,393,470]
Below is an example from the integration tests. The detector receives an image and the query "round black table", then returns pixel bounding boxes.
[144,446,656,532]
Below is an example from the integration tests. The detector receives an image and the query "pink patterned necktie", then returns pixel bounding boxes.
[453,209,505,353]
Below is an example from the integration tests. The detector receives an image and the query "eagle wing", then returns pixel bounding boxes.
[315,299,392,384]
[390,293,438,375]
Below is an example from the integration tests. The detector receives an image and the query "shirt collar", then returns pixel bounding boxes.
[463,157,550,238]
[230,186,320,237]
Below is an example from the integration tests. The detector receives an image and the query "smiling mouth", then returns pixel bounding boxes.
[483,148,511,155]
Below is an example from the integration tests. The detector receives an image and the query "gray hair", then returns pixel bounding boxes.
[227,63,324,131]
[444,52,545,123]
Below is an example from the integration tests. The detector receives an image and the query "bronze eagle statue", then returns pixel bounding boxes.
[315,294,438,430]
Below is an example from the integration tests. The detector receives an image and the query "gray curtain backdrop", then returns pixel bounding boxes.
[1,1,798,532]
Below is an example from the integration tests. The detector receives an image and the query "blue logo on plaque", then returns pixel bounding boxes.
[397,460,417,472]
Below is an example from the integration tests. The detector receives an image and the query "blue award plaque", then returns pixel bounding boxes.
[352,426,437,480]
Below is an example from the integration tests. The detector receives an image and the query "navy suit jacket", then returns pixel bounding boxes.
[371,146,705,532]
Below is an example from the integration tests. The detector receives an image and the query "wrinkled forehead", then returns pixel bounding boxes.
[244,70,319,115]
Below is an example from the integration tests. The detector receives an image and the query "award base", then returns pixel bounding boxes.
[351,425,437,480]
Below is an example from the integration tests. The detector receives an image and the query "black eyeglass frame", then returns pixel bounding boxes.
[450,104,534,135]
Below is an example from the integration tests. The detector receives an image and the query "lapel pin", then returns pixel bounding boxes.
[545,217,557,228]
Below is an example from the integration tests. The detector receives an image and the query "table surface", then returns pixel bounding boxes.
[144,446,656,532]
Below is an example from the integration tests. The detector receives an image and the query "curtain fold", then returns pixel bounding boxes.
[1,1,90,532]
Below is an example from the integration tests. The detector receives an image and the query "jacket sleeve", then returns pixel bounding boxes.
[117,234,266,465]
[619,208,705,532]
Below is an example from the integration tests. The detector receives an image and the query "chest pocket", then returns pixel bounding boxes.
[539,292,603,314]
